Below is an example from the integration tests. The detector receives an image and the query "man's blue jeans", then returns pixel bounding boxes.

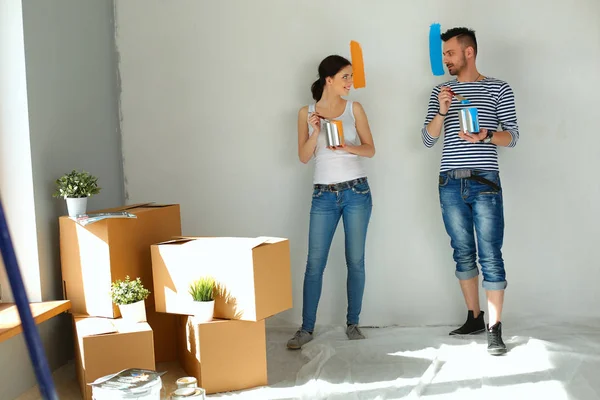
[302,178,372,332]
[438,170,507,290]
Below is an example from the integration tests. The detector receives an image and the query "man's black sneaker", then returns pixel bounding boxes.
[487,322,507,355]
[449,310,485,335]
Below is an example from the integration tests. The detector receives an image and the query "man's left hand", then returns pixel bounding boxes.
[459,128,488,143]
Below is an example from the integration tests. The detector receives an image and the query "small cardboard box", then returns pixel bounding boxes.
[73,316,155,400]
[177,316,267,394]
[59,203,181,362]
[151,236,292,321]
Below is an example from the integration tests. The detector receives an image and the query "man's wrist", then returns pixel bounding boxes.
[480,130,494,143]
[438,110,448,117]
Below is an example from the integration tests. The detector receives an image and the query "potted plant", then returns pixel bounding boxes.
[52,169,101,217]
[110,276,150,323]
[188,276,215,322]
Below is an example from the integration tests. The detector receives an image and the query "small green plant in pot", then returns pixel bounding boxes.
[188,276,216,322]
[52,169,101,217]
[110,276,150,323]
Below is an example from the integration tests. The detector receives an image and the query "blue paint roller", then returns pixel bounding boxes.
[429,23,445,76]
[0,197,58,400]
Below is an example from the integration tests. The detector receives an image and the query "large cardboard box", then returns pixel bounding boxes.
[59,203,181,317]
[177,316,267,394]
[73,316,156,400]
[59,203,181,362]
[151,237,292,321]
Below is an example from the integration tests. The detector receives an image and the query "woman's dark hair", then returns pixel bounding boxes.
[311,55,351,101]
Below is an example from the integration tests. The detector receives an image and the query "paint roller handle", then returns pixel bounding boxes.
[447,88,467,101]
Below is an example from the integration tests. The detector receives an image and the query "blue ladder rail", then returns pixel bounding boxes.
[0,197,58,400]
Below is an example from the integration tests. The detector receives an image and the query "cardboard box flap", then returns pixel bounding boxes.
[189,237,270,250]
[130,204,178,213]
[172,236,212,240]
[75,317,152,337]
[111,319,154,334]
[188,237,269,251]
[75,317,118,337]
[155,237,273,249]
[154,237,197,246]
[89,203,176,215]
[253,237,287,247]
[137,204,175,209]
[87,203,154,214]
[118,203,156,211]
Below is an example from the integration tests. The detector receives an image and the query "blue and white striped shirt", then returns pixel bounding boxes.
[421,77,519,172]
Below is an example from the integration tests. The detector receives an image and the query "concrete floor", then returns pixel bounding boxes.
[15,318,600,399]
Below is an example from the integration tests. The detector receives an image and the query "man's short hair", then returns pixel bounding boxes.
[441,27,477,55]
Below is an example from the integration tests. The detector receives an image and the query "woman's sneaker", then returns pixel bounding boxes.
[346,324,366,340]
[286,329,313,349]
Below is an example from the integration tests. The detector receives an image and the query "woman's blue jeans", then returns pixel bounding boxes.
[301,178,372,332]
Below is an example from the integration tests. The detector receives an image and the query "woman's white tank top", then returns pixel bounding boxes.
[308,100,367,184]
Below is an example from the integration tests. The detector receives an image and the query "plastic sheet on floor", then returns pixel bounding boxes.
[209,318,600,399]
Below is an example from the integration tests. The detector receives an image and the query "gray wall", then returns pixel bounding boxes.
[22,0,124,302]
[0,1,123,399]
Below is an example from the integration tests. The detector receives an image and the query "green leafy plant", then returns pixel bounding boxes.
[188,276,215,302]
[52,169,101,199]
[110,276,150,305]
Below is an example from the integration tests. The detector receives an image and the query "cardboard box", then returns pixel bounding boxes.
[151,237,292,321]
[73,316,155,400]
[145,301,178,363]
[59,203,181,362]
[177,316,267,394]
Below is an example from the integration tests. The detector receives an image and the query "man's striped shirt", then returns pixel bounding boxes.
[421,77,519,172]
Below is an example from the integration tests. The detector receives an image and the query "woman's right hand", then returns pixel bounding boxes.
[308,112,321,133]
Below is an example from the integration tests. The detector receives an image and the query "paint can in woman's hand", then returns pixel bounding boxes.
[323,119,345,148]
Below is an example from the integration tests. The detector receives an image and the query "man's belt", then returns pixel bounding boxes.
[446,169,501,192]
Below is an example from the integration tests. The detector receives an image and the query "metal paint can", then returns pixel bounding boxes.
[170,387,206,399]
[323,119,345,147]
[458,100,480,133]
[176,377,197,389]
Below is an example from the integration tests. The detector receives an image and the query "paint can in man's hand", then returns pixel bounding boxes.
[458,100,480,134]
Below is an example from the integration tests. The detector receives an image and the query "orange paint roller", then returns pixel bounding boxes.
[350,40,366,89]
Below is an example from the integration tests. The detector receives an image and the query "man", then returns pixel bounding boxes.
[421,27,519,355]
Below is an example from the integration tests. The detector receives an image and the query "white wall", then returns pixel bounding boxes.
[0,0,41,304]
[115,0,600,329]
[0,1,123,399]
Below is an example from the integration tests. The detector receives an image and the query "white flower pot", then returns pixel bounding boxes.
[192,300,214,323]
[66,197,88,217]
[118,299,147,323]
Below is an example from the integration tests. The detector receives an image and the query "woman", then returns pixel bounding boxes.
[287,55,376,350]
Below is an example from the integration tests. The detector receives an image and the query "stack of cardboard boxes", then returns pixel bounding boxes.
[150,236,292,394]
[59,203,292,398]
[59,204,181,400]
